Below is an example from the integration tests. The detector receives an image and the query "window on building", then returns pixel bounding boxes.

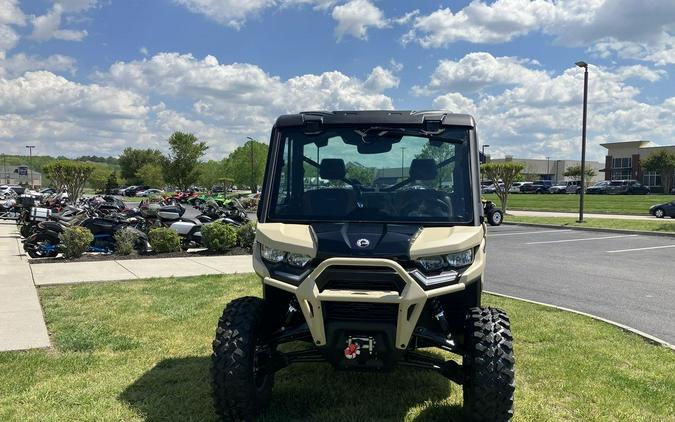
[643,171,661,187]
[612,169,631,180]
[612,157,632,169]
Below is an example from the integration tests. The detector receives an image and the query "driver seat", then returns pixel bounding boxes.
[303,159,356,217]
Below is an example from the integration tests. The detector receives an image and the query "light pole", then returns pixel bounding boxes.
[575,61,589,223]
[246,136,255,193]
[546,156,550,180]
[25,145,35,189]
[400,147,406,181]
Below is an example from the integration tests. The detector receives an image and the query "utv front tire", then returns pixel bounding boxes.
[211,297,274,421]
[463,307,515,421]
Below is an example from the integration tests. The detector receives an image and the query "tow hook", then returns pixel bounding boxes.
[344,336,375,359]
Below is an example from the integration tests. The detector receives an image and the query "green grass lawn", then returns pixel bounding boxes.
[1,275,673,421]
[484,193,674,215]
[507,215,675,233]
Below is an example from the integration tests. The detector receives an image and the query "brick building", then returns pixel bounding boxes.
[601,141,675,189]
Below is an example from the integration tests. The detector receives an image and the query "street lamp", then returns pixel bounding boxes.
[575,61,589,223]
[246,137,256,193]
[26,145,36,189]
[546,156,550,180]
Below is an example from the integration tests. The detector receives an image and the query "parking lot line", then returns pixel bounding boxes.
[490,229,572,237]
[607,244,675,254]
[526,234,638,245]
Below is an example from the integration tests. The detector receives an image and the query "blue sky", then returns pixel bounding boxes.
[1,0,674,162]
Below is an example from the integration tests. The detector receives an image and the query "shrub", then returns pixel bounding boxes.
[236,221,256,251]
[114,228,140,255]
[201,222,237,253]
[59,226,93,259]
[149,227,181,253]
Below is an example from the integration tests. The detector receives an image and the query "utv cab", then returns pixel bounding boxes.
[211,111,515,421]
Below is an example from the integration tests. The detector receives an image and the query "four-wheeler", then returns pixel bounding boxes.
[649,200,675,218]
[211,111,515,421]
[483,199,504,226]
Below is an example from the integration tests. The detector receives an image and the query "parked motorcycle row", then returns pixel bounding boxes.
[8,191,249,259]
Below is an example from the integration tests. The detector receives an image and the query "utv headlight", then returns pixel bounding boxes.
[260,244,286,263]
[417,255,445,271]
[446,249,473,267]
[287,252,312,268]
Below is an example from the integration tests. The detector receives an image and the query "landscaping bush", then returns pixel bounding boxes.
[236,221,256,251]
[59,226,93,259]
[201,222,237,253]
[114,228,140,255]
[148,227,181,253]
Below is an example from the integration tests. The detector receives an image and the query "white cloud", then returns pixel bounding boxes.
[421,53,675,161]
[0,0,26,58]
[0,53,77,77]
[0,53,399,158]
[174,0,276,29]
[30,4,88,42]
[403,0,675,64]
[414,52,549,95]
[331,0,388,40]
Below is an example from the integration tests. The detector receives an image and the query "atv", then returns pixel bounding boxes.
[211,111,515,421]
[483,199,504,226]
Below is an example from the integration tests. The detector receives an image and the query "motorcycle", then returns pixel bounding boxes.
[23,208,148,258]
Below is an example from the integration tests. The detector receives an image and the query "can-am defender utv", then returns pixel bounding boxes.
[211,111,515,421]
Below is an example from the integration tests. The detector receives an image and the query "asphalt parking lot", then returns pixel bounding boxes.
[486,225,675,344]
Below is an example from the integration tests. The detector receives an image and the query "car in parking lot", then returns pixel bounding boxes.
[482,183,504,193]
[649,200,675,218]
[520,180,552,194]
[509,181,531,193]
[136,188,164,197]
[607,180,650,195]
[124,185,150,197]
[586,180,611,194]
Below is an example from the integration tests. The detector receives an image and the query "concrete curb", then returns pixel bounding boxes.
[485,290,675,351]
[502,221,675,238]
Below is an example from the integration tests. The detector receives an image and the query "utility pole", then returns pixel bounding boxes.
[575,61,589,223]
[246,137,255,193]
[26,145,36,189]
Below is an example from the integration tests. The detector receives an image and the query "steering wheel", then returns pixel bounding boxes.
[401,196,450,217]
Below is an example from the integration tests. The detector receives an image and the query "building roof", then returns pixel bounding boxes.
[600,140,654,149]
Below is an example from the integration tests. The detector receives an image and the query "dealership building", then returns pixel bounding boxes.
[601,141,675,190]
[488,155,604,183]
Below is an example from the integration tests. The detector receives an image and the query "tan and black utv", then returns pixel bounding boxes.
[211,111,515,421]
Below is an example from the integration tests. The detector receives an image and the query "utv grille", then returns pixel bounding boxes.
[315,266,406,293]
[323,302,398,323]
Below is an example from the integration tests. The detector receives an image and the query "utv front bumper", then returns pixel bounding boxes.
[256,244,485,350]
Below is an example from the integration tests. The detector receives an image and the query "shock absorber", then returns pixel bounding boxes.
[430,298,450,335]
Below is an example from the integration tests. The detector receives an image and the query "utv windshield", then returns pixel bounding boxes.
[267,125,474,224]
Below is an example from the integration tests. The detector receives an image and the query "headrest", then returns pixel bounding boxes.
[409,159,438,180]
[320,159,346,180]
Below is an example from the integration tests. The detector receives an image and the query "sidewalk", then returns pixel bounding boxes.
[30,255,254,286]
[0,223,50,351]
[508,210,662,221]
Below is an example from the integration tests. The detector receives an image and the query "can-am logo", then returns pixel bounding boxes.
[356,238,370,248]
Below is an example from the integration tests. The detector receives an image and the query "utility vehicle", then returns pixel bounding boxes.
[211,111,515,421]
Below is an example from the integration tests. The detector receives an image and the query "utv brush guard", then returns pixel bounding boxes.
[211,111,515,422]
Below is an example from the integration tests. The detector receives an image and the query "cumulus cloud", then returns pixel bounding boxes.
[0,0,26,58]
[414,52,548,95]
[331,0,388,40]
[30,4,88,42]
[403,0,675,64]
[173,0,276,29]
[419,52,675,161]
[0,53,399,157]
[0,53,77,78]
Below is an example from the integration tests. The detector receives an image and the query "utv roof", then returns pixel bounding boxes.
[274,110,476,128]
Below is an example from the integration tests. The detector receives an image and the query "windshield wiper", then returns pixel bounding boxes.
[357,127,465,144]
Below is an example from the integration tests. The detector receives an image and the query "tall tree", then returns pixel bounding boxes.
[224,140,268,192]
[480,162,525,213]
[198,159,227,188]
[165,132,209,190]
[104,172,118,194]
[642,150,675,194]
[42,161,95,202]
[564,164,596,182]
[118,148,166,184]
[135,163,165,187]
[87,166,110,192]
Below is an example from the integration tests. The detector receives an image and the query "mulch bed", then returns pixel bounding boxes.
[29,246,251,264]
